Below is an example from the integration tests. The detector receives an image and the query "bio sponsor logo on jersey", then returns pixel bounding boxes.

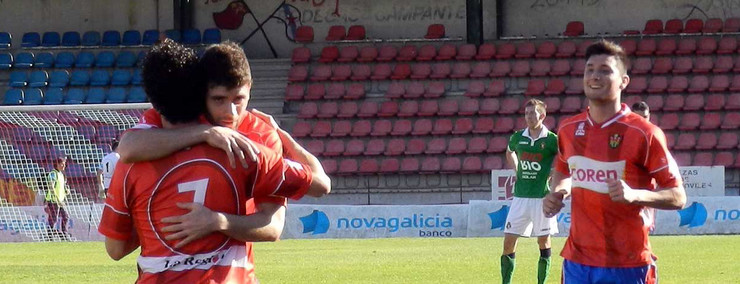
[299,209,455,237]
[677,202,740,228]
[567,156,625,194]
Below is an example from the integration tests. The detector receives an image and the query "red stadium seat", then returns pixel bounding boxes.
[370,119,392,136]
[565,78,584,95]
[295,26,314,43]
[305,84,325,100]
[692,152,713,166]
[485,80,506,97]
[377,101,399,117]
[380,158,400,173]
[674,133,696,150]
[317,102,339,118]
[288,65,308,82]
[663,94,685,111]
[346,25,366,40]
[703,18,723,33]
[459,99,479,116]
[285,84,304,101]
[730,76,740,92]
[452,118,474,134]
[563,21,584,37]
[712,56,733,73]
[666,76,688,93]
[625,77,647,94]
[323,139,344,156]
[412,118,433,135]
[298,102,318,118]
[717,37,737,54]
[441,157,462,173]
[664,19,683,34]
[495,43,516,59]
[337,46,359,62]
[560,96,582,113]
[717,133,739,149]
[357,101,378,118]
[425,24,446,39]
[396,45,417,61]
[525,79,546,96]
[620,39,637,56]
[483,156,503,170]
[357,46,378,62]
[688,76,709,93]
[492,117,514,133]
[321,159,337,174]
[544,79,566,96]
[390,63,411,80]
[398,101,419,117]
[420,157,442,173]
[714,152,735,168]
[457,44,477,60]
[678,113,701,130]
[291,121,312,138]
[722,112,740,129]
[515,42,536,58]
[673,152,692,167]
[473,117,495,134]
[704,94,725,110]
[418,100,439,117]
[684,19,704,33]
[425,138,447,154]
[647,76,668,93]
[350,64,371,81]
[642,19,663,34]
[475,43,496,60]
[325,25,346,41]
[635,39,656,56]
[464,81,485,98]
[403,82,424,99]
[727,94,740,110]
[337,159,358,175]
[479,98,501,115]
[570,59,585,76]
[631,58,652,75]
[467,138,488,154]
[530,60,551,77]
[365,139,386,155]
[425,81,446,98]
[450,62,471,79]
[310,121,331,137]
[291,47,311,63]
[550,59,571,76]
[672,57,693,74]
[417,45,436,61]
[510,61,531,77]
[358,159,379,174]
[655,39,677,56]
[438,100,458,116]
[400,157,420,173]
[723,17,740,32]
[430,63,451,79]
[675,38,697,55]
[351,120,372,137]
[651,57,672,74]
[692,57,713,73]
[470,62,491,78]
[536,41,556,58]
[645,95,664,111]
[709,75,730,92]
[325,83,345,100]
[331,65,351,81]
[331,120,352,137]
[462,156,483,173]
[487,136,509,153]
[543,97,561,114]
[310,65,332,81]
[370,64,392,80]
[318,46,339,63]
[432,119,453,135]
[659,113,679,130]
[576,41,592,57]
[405,139,426,155]
[490,61,511,78]
[436,44,456,60]
[696,133,718,150]
[377,45,398,62]
[556,41,576,58]
[410,63,431,79]
[699,112,722,130]
[391,119,412,136]
[696,37,717,55]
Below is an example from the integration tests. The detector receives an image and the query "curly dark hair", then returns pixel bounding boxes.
[198,41,252,90]
[142,39,203,124]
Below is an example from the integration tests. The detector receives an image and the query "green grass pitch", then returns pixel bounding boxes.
[0,235,737,283]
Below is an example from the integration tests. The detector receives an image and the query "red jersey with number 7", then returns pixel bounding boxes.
[554,104,682,268]
[98,143,312,283]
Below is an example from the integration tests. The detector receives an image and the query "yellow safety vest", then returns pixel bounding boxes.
[45,169,66,203]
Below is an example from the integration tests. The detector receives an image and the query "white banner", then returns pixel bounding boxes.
[654,197,740,235]
[281,204,469,239]
[467,200,571,238]
[0,205,105,242]
[492,166,725,200]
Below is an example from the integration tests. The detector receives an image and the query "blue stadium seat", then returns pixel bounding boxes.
[95,51,115,67]
[64,88,85,104]
[110,70,131,86]
[142,29,159,45]
[182,29,201,44]
[165,29,181,42]
[137,51,146,66]
[203,28,221,44]
[127,86,147,102]
[41,32,60,47]
[0,32,11,49]
[121,30,141,46]
[116,51,137,67]
[69,70,90,86]
[90,70,110,86]
[0,53,12,69]
[21,32,40,47]
[34,52,54,68]
[106,87,127,103]
[43,88,64,104]
[28,70,48,87]
[23,88,43,105]
[101,30,121,46]
[3,89,24,105]
[48,70,70,87]
[14,52,34,68]
[82,31,101,46]
[61,31,81,47]
[75,51,95,68]
[9,71,28,87]
[85,87,106,103]
[54,52,75,68]
[131,69,142,85]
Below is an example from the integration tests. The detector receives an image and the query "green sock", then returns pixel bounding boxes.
[501,254,515,284]
[537,257,551,284]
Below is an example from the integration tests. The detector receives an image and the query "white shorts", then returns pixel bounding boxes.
[503,197,558,237]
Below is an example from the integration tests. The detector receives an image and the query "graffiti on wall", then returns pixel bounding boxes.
[672,0,740,19]
[529,0,602,11]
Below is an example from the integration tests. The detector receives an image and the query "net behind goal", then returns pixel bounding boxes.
[0,103,148,242]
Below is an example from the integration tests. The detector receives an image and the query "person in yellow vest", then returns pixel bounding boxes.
[45,157,70,240]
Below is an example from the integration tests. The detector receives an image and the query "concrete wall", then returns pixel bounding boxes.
[0,0,172,48]
[502,0,740,37]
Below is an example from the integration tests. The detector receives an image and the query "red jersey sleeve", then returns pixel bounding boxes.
[554,129,571,176]
[252,146,313,200]
[645,128,682,189]
[98,162,134,241]
[130,108,163,130]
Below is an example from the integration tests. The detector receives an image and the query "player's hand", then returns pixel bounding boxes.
[160,202,222,248]
[606,178,638,204]
[251,109,280,130]
[543,190,566,218]
[204,126,260,168]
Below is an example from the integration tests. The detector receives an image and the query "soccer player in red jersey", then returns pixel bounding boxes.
[543,40,686,284]
[99,39,330,283]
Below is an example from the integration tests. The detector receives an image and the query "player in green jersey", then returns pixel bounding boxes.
[500,99,559,284]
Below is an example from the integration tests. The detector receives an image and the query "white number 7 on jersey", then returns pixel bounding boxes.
[177,178,210,204]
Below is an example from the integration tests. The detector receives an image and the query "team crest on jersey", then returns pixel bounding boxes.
[540,142,545,150]
[575,122,586,136]
[609,134,622,148]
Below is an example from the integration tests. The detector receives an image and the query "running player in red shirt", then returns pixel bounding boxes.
[543,40,686,284]
[99,39,330,283]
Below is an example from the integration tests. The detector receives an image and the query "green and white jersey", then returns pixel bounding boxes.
[507,126,558,198]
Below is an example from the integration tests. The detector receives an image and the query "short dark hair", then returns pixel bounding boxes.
[525,98,547,114]
[632,101,649,112]
[142,39,202,124]
[585,40,630,74]
[111,139,119,151]
[198,41,252,90]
